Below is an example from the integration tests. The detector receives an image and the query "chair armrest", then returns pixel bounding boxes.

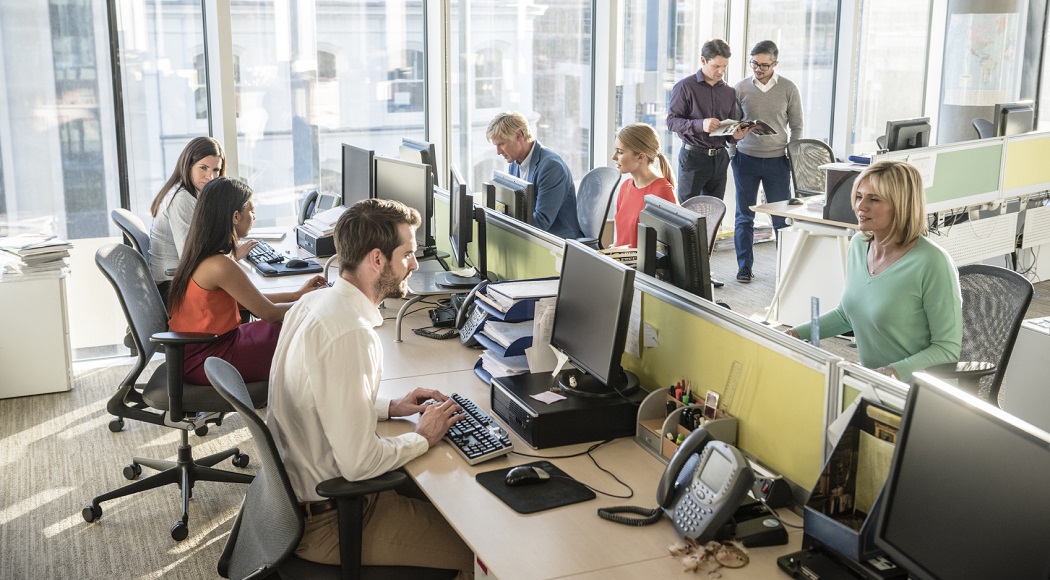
[316,472,408,579]
[315,471,407,499]
[150,331,218,346]
[926,361,996,398]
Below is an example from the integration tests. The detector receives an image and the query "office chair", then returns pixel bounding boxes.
[681,195,727,289]
[927,264,1033,407]
[82,244,267,540]
[111,208,151,259]
[972,118,995,139]
[574,166,621,249]
[206,358,456,580]
[875,135,887,150]
[786,139,836,198]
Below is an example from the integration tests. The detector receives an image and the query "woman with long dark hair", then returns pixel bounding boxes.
[167,177,326,384]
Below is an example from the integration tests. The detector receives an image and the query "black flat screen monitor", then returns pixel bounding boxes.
[993,101,1035,136]
[884,118,930,152]
[437,164,484,289]
[874,374,1050,579]
[399,137,439,186]
[374,155,435,251]
[550,239,638,398]
[636,195,713,301]
[484,171,536,224]
[341,143,375,206]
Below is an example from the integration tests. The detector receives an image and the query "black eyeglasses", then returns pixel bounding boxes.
[750,60,775,70]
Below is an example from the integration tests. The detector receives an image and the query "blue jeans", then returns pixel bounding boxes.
[732,152,791,269]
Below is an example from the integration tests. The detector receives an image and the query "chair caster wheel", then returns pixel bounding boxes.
[82,504,102,523]
[171,521,189,541]
[232,453,250,469]
[194,425,209,436]
[123,463,142,480]
[108,418,125,433]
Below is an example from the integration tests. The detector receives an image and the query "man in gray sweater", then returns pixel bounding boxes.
[732,40,804,283]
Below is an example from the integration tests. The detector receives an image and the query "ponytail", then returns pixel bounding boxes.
[655,152,676,191]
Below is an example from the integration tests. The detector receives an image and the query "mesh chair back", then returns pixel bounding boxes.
[957,264,1033,404]
[111,209,151,259]
[680,196,726,256]
[96,244,169,362]
[575,166,621,243]
[786,139,835,197]
[972,118,995,139]
[207,358,304,580]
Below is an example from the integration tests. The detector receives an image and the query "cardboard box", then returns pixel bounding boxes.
[802,399,901,562]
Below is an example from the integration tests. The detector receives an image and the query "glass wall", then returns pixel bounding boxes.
[850,0,933,154]
[450,0,593,191]
[745,0,838,144]
[0,0,117,240]
[228,1,428,227]
[615,0,727,171]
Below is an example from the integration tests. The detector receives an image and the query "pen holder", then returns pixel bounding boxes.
[635,389,738,462]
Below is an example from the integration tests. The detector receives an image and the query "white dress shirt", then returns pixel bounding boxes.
[267,277,428,502]
[148,186,195,281]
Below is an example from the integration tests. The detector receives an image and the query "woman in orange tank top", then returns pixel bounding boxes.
[167,177,326,384]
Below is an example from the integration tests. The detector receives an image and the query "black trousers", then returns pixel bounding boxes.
[677,146,730,202]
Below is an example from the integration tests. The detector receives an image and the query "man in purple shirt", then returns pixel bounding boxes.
[667,38,752,203]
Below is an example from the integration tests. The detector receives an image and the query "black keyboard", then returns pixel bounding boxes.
[246,240,285,265]
[444,393,513,465]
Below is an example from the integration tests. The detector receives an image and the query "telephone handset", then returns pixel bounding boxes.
[657,428,755,542]
[298,190,320,225]
[456,280,489,347]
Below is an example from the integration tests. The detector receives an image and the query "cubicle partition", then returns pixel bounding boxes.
[874,138,1005,213]
[626,277,842,499]
[1002,131,1050,198]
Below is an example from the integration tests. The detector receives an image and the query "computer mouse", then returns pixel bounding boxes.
[286,258,310,269]
[505,465,551,487]
[787,198,804,205]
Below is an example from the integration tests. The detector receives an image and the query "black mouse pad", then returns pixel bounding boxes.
[254,260,323,277]
[475,460,596,514]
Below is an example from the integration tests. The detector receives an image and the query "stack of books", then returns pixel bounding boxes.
[471,278,559,383]
[599,245,638,267]
[297,205,346,239]
[0,234,72,278]
[476,278,560,313]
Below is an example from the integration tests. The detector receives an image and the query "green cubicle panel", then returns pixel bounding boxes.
[481,208,562,281]
[876,140,1004,213]
[1003,132,1050,198]
[624,278,838,492]
[433,191,452,258]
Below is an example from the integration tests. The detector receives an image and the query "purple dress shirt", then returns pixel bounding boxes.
[667,70,740,149]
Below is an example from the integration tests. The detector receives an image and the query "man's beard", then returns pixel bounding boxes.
[373,262,409,300]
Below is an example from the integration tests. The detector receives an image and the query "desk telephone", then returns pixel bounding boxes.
[600,428,755,543]
[455,280,489,347]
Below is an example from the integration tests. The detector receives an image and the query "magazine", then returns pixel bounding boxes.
[709,119,778,137]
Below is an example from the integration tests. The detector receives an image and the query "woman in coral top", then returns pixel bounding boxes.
[612,123,678,247]
[167,177,326,384]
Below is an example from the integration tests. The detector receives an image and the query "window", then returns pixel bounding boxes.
[745,0,838,144]
[451,0,593,190]
[387,48,425,113]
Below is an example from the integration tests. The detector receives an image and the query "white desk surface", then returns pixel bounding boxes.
[752,199,857,230]
[372,310,803,579]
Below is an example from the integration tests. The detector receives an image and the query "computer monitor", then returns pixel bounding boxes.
[883,118,931,151]
[374,155,435,252]
[549,239,639,398]
[399,137,439,186]
[636,195,713,302]
[341,143,374,206]
[437,163,485,289]
[483,171,536,224]
[874,373,1050,579]
[993,101,1035,137]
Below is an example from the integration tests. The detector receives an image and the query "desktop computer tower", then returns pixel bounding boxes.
[491,372,645,449]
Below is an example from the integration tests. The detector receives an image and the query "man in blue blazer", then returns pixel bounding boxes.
[486,111,584,238]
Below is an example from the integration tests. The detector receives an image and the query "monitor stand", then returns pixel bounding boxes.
[556,368,639,399]
[436,271,482,289]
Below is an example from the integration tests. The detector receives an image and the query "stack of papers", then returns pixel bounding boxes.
[0,234,72,276]
[479,351,530,379]
[299,205,348,238]
[482,319,533,349]
[599,245,638,267]
[482,279,560,312]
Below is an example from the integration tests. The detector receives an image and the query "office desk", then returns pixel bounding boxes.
[372,311,802,579]
[753,199,855,327]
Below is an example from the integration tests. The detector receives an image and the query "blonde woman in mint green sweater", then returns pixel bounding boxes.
[788,160,961,381]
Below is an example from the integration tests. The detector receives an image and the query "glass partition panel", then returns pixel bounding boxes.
[450,0,593,195]
[229,0,427,226]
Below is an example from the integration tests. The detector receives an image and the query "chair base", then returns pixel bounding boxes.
[82,429,253,541]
